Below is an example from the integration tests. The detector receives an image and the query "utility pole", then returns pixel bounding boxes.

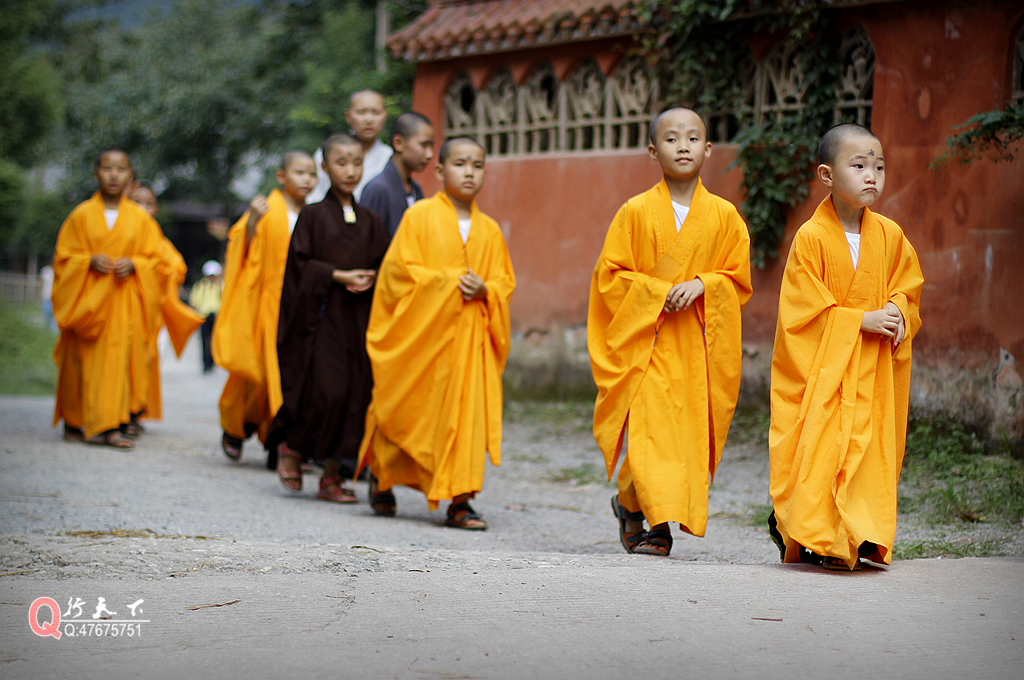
[375,0,390,73]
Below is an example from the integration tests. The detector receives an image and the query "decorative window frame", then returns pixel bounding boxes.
[444,56,659,156]
[700,25,875,142]
[444,27,874,151]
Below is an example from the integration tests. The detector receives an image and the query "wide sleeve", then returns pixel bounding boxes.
[479,222,516,372]
[769,227,864,454]
[696,207,752,478]
[590,203,673,358]
[211,212,263,381]
[51,207,115,340]
[365,208,466,452]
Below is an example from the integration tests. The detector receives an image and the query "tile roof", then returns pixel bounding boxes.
[387,0,640,62]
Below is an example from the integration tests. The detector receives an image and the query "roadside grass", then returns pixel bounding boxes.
[899,416,1024,527]
[505,399,593,439]
[893,536,1010,560]
[745,502,774,529]
[728,402,770,447]
[546,462,611,486]
[0,302,57,395]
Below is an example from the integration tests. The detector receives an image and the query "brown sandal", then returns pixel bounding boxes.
[445,502,487,530]
[63,425,85,442]
[369,474,396,516]
[222,432,243,461]
[634,528,672,557]
[276,444,303,492]
[822,556,862,572]
[86,429,135,449]
[317,476,357,503]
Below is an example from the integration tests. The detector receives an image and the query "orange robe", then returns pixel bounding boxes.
[52,193,167,438]
[140,234,204,420]
[588,179,751,536]
[356,192,516,510]
[769,197,923,568]
[212,189,294,442]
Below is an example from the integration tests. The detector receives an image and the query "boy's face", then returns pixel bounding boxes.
[346,92,387,147]
[435,141,485,203]
[94,152,133,198]
[322,143,364,197]
[395,123,436,174]
[820,134,885,210]
[277,156,318,202]
[647,109,711,181]
[132,186,159,218]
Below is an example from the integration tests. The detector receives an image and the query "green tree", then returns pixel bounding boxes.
[0,0,65,255]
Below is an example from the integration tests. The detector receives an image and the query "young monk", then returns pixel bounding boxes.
[768,123,923,572]
[52,150,167,448]
[588,107,752,557]
[308,90,392,204]
[356,137,516,529]
[270,133,390,502]
[129,182,204,430]
[360,112,435,235]
[212,151,318,462]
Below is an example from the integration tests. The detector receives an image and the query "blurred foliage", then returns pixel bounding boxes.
[0,0,66,258]
[0,301,58,395]
[932,104,1024,167]
[2,0,417,261]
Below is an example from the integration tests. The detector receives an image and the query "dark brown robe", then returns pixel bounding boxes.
[269,191,390,470]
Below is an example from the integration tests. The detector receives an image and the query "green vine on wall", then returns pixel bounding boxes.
[932,104,1024,167]
[637,0,843,267]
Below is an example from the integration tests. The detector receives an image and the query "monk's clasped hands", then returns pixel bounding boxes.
[458,270,488,301]
[90,254,134,279]
[334,268,376,294]
[861,302,905,346]
[664,278,704,313]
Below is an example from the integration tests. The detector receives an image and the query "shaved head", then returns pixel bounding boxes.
[391,112,433,142]
[281,150,314,171]
[818,123,879,166]
[649,107,707,145]
[96,149,132,170]
[438,137,485,165]
[349,89,384,109]
[321,133,361,160]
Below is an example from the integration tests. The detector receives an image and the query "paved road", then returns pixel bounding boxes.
[1,336,1021,679]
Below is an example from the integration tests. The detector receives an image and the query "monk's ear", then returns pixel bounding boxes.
[276,168,287,185]
[816,164,833,187]
[703,141,712,159]
[647,143,658,162]
[434,162,444,182]
[392,135,406,153]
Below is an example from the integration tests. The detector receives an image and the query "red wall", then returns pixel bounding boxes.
[408,2,1024,426]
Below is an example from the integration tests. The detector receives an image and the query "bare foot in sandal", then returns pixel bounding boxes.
[445,494,487,530]
[86,429,135,449]
[634,522,672,556]
[369,474,396,516]
[276,443,303,492]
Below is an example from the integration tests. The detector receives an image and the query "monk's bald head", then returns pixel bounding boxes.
[817,123,879,166]
[649,107,708,146]
[96,149,132,171]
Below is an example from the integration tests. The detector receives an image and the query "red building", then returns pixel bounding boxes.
[391,0,1024,445]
